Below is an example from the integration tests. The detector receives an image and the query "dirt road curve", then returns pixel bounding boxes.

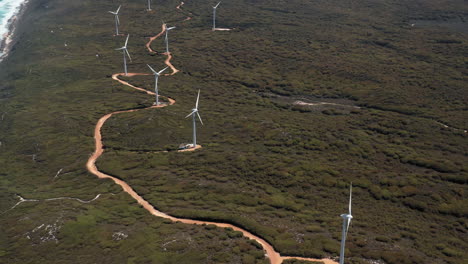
[86,72,337,264]
[145,24,166,54]
[85,3,339,264]
[146,24,180,75]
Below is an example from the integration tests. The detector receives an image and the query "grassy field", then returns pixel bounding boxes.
[1,0,467,263]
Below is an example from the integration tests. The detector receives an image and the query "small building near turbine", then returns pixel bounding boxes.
[178,143,194,150]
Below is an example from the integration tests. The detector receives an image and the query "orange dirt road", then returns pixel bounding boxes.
[86,3,339,264]
[146,23,180,75]
[87,73,337,264]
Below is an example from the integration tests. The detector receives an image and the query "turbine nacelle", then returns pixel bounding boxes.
[116,35,131,61]
[185,108,200,118]
[147,65,168,76]
[109,5,121,14]
[340,214,353,221]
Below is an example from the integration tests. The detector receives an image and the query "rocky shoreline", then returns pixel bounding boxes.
[0,0,31,62]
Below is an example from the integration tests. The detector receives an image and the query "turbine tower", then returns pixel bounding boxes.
[185,90,203,148]
[115,35,132,76]
[147,64,168,105]
[147,0,151,11]
[339,184,354,264]
[164,25,176,54]
[108,5,121,35]
[212,2,221,30]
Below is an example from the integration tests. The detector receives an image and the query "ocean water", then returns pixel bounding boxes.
[0,0,27,56]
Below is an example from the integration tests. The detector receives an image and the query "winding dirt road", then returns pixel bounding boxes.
[145,24,165,54]
[87,72,337,264]
[86,3,339,264]
[176,1,193,21]
[145,24,180,75]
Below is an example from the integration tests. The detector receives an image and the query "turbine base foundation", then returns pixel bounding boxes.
[178,144,202,152]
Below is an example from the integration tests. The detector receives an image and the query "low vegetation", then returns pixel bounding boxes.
[0,0,466,263]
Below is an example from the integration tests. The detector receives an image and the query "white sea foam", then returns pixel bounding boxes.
[0,0,29,58]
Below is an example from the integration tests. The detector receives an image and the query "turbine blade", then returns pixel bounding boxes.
[147,64,157,74]
[214,1,221,8]
[115,47,125,50]
[124,34,130,47]
[109,11,116,14]
[125,49,132,62]
[185,110,196,119]
[197,112,203,125]
[196,89,200,109]
[158,67,169,75]
[346,218,351,239]
[349,183,353,215]
[116,5,121,14]
[167,26,176,30]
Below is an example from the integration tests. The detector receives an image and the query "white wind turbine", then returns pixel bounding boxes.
[185,90,203,148]
[212,2,221,30]
[147,64,168,105]
[339,184,354,264]
[108,5,122,35]
[115,34,132,76]
[164,25,176,54]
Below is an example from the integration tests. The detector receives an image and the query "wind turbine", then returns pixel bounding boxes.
[212,2,221,30]
[115,34,132,76]
[164,25,176,54]
[339,184,354,264]
[185,90,203,148]
[147,64,168,105]
[108,5,121,35]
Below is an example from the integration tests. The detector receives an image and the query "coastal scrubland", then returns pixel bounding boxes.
[0,0,467,263]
